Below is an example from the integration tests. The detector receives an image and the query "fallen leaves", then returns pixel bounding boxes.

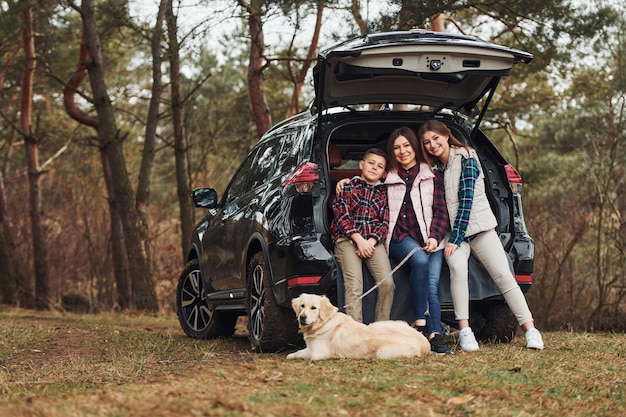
[446,394,475,406]
[263,371,283,382]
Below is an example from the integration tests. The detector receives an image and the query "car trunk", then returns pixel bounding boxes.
[322,114,514,323]
[313,29,532,135]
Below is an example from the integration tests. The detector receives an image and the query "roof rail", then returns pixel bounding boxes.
[262,111,310,138]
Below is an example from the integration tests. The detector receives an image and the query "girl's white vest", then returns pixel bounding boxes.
[384,162,446,251]
[443,147,497,238]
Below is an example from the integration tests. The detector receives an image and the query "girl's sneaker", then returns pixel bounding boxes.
[525,328,544,350]
[459,327,479,351]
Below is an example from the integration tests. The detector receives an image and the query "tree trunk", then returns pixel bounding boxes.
[63,24,131,310]
[20,3,50,310]
[429,13,446,32]
[285,0,324,118]
[136,0,168,255]
[239,0,272,138]
[0,171,18,304]
[101,150,131,310]
[0,40,24,305]
[165,1,194,260]
[80,0,158,312]
[350,0,368,34]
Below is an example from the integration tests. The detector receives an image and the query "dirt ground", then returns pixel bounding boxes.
[0,312,262,416]
[1,310,625,417]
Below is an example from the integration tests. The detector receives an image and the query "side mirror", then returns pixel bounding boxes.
[191,188,218,208]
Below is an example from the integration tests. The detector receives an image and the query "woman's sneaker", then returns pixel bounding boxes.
[411,324,428,338]
[429,333,453,355]
[525,328,544,350]
[458,327,480,352]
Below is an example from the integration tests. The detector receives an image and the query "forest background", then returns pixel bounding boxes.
[0,0,624,333]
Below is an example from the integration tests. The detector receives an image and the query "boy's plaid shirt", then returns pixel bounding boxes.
[331,177,389,244]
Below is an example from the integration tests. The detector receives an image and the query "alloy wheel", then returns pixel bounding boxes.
[248,263,265,342]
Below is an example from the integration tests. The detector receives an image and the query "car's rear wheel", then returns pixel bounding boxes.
[176,259,237,339]
[246,252,301,353]
[470,302,518,343]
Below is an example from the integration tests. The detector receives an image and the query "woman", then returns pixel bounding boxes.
[385,127,451,355]
[418,119,544,351]
[338,127,452,354]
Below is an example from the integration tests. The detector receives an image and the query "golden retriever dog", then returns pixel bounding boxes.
[286,293,430,360]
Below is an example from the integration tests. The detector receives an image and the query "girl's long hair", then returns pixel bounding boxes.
[386,126,428,173]
[417,120,470,166]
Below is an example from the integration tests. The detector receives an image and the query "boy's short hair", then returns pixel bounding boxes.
[363,147,387,165]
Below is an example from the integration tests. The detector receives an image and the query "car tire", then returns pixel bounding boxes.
[246,252,302,353]
[176,259,237,339]
[470,302,517,343]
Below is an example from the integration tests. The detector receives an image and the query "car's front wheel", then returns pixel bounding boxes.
[246,252,301,353]
[176,259,237,339]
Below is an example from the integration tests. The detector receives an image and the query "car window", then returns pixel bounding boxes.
[224,150,257,206]
[249,139,280,190]
[276,129,311,183]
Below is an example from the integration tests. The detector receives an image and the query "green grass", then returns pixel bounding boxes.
[0,307,624,416]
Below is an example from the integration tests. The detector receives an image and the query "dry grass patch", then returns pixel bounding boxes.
[0,307,624,416]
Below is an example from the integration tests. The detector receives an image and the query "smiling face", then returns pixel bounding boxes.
[422,130,451,165]
[359,153,386,184]
[392,135,417,169]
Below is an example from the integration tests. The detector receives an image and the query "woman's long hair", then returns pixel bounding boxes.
[417,120,469,166]
[386,126,428,173]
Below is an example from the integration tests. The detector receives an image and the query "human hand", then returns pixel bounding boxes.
[423,238,437,253]
[354,236,375,258]
[336,178,350,193]
[444,242,458,260]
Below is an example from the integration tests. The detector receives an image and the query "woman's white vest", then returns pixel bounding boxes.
[384,162,446,251]
[444,147,497,238]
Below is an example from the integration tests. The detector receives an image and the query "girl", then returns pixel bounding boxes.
[418,120,544,351]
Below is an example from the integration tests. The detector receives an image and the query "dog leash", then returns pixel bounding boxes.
[342,245,421,310]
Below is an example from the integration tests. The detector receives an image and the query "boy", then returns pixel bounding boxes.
[331,147,394,322]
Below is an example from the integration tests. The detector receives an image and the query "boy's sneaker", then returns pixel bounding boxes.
[525,328,544,350]
[429,333,453,355]
[458,327,479,352]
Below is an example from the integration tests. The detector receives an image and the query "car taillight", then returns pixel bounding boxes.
[287,275,323,287]
[505,164,522,193]
[282,162,319,193]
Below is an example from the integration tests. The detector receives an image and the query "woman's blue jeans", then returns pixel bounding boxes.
[389,237,444,335]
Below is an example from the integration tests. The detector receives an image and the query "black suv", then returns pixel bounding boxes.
[176,30,535,352]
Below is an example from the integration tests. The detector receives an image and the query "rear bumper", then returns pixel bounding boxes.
[270,237,338,307]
